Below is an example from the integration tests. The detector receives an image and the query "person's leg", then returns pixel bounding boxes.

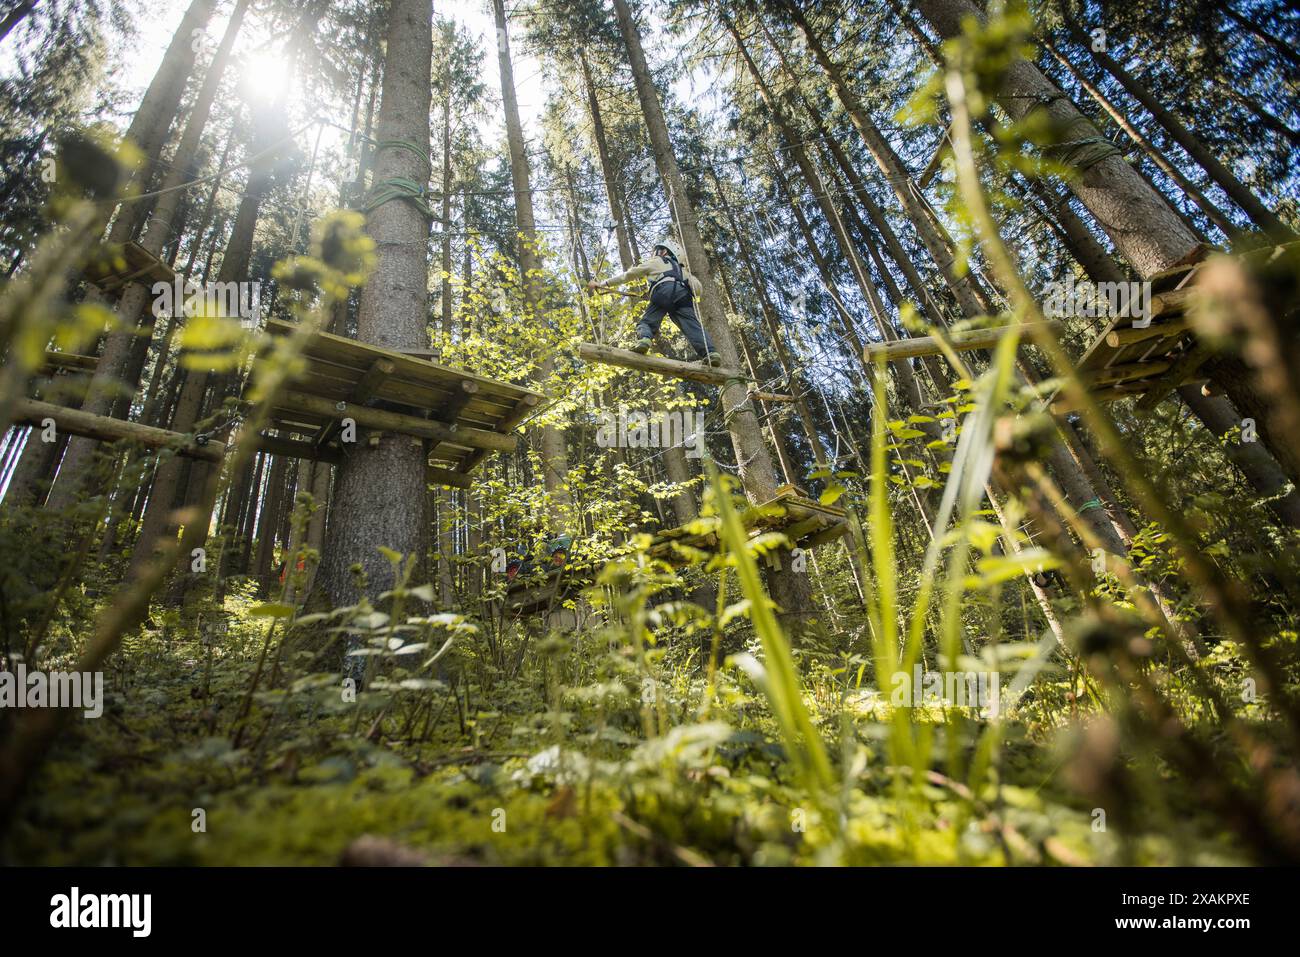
[636,303,667,343]
[667,292,714,358]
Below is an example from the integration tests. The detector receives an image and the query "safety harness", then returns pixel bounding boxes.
[650,254,689,297]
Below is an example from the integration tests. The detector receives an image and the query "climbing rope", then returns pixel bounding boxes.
[354,137,435,219]
[1028,93,1123,173]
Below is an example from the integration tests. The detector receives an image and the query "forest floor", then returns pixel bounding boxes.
[6,584,1265,867]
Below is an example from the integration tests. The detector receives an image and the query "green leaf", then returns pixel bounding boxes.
[249,603,295,618]
[819,483,845,506]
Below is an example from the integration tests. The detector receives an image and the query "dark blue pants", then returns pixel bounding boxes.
[637,280,713,357]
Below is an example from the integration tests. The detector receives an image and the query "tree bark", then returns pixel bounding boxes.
[314,0,434,609]
[495,0,572,534]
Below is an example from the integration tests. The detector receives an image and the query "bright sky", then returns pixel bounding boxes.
[103,0,548,146]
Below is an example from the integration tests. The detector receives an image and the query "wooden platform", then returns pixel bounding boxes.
[1050,242,1300,413]
[1048,261,1205,413]
[41,351,98,375]
[646,487,850,565]
[502,565,588,615]
[256,319,549,481]
[82,240,176,291]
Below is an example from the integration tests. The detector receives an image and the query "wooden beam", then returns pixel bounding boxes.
[1105,318,1188,349]
[1086,358,1174,387]
[42,351,98,374]
[427,465,472,489]
[12,398,224,462]
[433,378,479,423]
[747,389,795,404]
[863,321,1061,362]
[277,389,517,453]
[255,433,341,463]
[252,432,470,488]
[578,341,747,387]
[458,393,542,474]
[350,357,397,404]
[1134,341,1216,413]
[314,357,395,451]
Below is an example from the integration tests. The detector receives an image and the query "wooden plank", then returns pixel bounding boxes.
[426,466,472,489]
[748,389,795,404]
[578,341,747,387]
[1135,341,1216,413]
[13,398,224,462]
[42,351,98,374]
[862,321,1061,362]
[265,318,546,405]
[276,389,517,452]
[458,394,543,473]
[289,366,512,427]
[1104,318,1188,349]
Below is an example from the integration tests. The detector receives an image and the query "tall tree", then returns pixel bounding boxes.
[612,0,816,630]
[314,0,433,608]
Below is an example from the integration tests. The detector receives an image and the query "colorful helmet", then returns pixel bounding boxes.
[653,238,685,261]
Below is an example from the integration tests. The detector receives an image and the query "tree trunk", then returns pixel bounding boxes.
[614,0,816,632]
[315,0,434,610]
[579,48,635,271]
[1067,20,1291,235]
[41,0,219,511]
[0,1,37,43]
[906,0,1203,278]
[1044,38,1236,237]
[495,0,572,534]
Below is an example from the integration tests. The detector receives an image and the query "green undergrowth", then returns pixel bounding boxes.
[7,599,1259,866]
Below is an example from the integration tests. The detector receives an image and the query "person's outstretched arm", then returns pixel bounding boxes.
[588,255,657,291]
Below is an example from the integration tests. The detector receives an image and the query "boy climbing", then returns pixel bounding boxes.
[588,238,722,366]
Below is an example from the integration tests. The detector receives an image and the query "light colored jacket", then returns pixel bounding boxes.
[605,254,702,297]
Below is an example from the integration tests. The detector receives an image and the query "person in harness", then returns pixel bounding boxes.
[588,238,722,366]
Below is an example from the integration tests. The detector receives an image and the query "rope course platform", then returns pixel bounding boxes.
[1048,244,1298,414]
[40,351,98,376]
[502,565,588,616]
[81,241,175,292]
[646,486,850,566]
[254,319,549,486]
